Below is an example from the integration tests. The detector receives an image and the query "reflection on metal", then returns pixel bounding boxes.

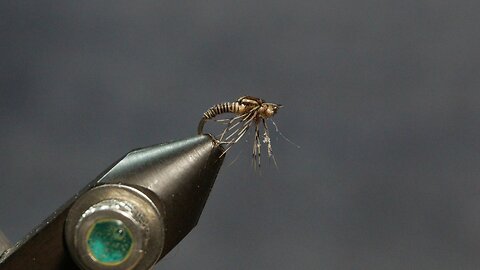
[0,229,10,258]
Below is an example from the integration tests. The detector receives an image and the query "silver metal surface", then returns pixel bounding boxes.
[0,229,10,258]
[65,184,164,270]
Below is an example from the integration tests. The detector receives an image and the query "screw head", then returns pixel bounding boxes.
[65,185,165,270]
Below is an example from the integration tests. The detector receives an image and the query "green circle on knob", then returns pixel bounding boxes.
[86,219,133,265]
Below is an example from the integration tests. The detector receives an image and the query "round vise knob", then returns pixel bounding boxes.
[65,184,164,270]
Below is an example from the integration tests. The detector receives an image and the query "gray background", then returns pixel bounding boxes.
[1,1,480,269]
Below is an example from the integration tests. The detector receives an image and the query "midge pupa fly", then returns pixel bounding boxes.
[197,96,282,167]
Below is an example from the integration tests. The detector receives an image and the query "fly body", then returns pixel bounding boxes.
[198,96,282,167]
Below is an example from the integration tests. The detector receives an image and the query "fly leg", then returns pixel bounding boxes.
[253,119,261,168]
[262,119,278,168]
[223,110,255,143]
[216,114,246,143]
[220,112,256,157]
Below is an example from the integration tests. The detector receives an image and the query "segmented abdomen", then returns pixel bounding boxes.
[203,102,242,119]
[198,102,243,134]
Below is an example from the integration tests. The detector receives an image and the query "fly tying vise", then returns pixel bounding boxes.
[197,96,282,167]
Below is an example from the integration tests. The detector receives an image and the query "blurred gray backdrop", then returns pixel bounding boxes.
[1,1,480,269]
